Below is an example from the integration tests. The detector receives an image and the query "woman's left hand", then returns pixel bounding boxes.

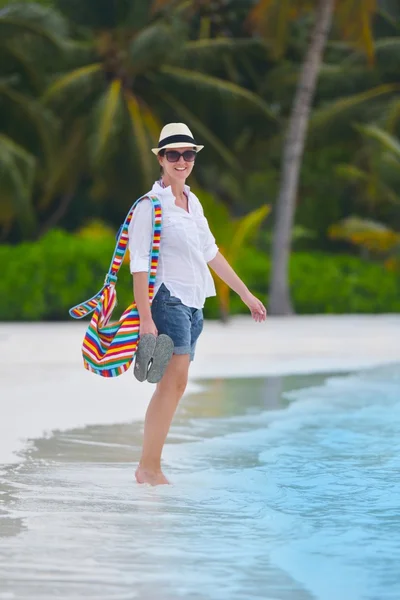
[240,290,267,322]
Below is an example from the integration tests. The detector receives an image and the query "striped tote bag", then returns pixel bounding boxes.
[69,195,162,377]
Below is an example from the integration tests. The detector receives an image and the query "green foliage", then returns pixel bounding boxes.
[329,215,400,260]
[0,2,70,235]
[0,0,277,242]
[0,0,54,5]
[0,133,36,231]
[1,0,400,286]
[296,143,351,248]
[55,0,142,29]
[289,251,400,313]
[334,126,400,226]
[39,0,275,209]
[208,246,400,317]
[194,187,270,319]
[0,229,133,320]
[1,230,399,321]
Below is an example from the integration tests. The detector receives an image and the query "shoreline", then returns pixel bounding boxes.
[1,315,399,464]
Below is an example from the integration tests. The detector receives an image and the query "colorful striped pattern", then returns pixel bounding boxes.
[69,195,162,377]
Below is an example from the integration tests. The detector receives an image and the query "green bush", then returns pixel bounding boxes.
[289,252,400,313]
[0,230,131,321]
[0,230,399,321]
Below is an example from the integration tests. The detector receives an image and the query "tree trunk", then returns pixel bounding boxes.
[268,0,335,315]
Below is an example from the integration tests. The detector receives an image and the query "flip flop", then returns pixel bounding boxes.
[133,333,157,382]
[146,334,174,384]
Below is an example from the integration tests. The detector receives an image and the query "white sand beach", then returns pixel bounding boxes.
[1,315,399,464]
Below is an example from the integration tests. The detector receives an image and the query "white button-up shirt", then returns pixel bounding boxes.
[128,181,219,309]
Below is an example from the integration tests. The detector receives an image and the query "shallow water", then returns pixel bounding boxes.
[1,366,400,600]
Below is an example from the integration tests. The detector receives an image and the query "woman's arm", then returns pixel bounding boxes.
[195,193,267,321]
[208,251,267,322]
[128,200,158,336]
[132,272,157,335]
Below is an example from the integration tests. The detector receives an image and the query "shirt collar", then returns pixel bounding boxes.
[151,180,191,198]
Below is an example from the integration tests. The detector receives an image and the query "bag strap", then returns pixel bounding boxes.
[69,195,161,319]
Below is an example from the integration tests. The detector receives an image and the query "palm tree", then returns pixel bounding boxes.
[0,2,66,237]
[249,0,379,314]
[42,0,276,209]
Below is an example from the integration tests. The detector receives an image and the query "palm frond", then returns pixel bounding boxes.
[56,38,98,67]
[159,66,277,120]
[94,79,122,163]
[191,188,230,243]
[181,37,269,74]
[124,2,152,30]
[375,36,400,52]
[335,164,370,183]
[246,0,312,57]
[156,89,241,169]
[43,63,102,102]
[329,215,392,236]
[0,12,65,49]
[185,37,267,55]
[139,101,162,147]
[356,124,400,159]
[129,20,183,72]
[336,160,400,208]
[230,205,270,264]
[0,42,41,91]
[335,0,377,64]
[151,0,187,14]
[0,2,68,34]
[0,83,55,168]
[249,0,290,57]
[247,0,276,29]
[311,84,400,128]
[377,5,400,31]
[198,16,211,40]
[39,125,85,209]
[0,133,36,228]
[360,2,375,65]
[379,181,400,206]
[125,91,154,186]
[55,0,119,29]
[151,0,172,11]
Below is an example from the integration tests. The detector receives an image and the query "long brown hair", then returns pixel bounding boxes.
[158,149,165,176]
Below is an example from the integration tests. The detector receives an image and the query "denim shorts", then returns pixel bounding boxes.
[151,283,204,362]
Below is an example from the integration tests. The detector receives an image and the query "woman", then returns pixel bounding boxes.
[128,123,267,486]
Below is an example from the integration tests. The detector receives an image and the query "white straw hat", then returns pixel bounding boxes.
[151,123,204,155]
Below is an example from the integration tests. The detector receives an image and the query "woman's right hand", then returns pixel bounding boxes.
[139,316,158,337]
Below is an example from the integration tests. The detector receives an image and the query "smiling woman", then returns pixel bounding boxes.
[128,122,267,486]
[151,123,203,188]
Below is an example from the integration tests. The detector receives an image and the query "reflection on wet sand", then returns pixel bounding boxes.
[0,373,344,600]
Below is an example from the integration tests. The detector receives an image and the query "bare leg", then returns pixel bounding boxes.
[135,354,190,486]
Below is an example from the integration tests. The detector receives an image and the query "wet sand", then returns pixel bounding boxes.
[0,372,335,600]
[0,315,399,464]
[1,366,399,600]
[0,316,399,600]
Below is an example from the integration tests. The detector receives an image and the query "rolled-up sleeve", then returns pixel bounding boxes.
[193,196,219,262]
[203,221,219,263]
[127,198,153,273]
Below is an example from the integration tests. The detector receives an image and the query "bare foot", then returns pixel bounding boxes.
[135,465,170,486]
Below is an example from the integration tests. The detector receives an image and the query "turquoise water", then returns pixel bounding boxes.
[0,365,399,599]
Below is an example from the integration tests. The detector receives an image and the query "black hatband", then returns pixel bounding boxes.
[158,134,196,148]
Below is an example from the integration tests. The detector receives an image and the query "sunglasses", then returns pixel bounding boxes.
[165,149,197,163]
